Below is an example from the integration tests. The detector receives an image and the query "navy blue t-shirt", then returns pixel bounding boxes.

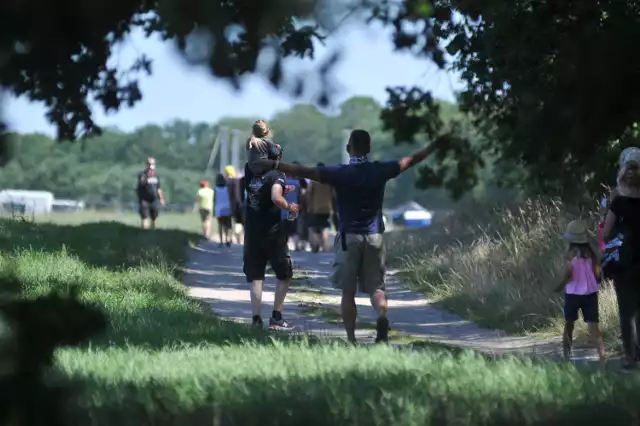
[317,161,401,234]
[244,164,286,234]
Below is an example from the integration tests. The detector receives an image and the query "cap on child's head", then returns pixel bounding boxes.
[562,220,589,244]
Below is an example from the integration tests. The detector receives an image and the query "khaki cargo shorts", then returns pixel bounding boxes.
[329,233,386,294]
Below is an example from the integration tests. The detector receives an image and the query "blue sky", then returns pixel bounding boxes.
[3,21,462,135]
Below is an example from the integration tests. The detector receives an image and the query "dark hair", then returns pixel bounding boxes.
[349,129,371,155]
[317,162,325,167]
[568,243,596,260]
[215,173,226,187]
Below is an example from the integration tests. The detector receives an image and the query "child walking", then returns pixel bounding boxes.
[556,220,606,365]
[214,173,233,247]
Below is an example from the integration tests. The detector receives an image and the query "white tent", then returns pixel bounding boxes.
[0,190,54,214]
[388,201,433,228]
[52,199,85,212]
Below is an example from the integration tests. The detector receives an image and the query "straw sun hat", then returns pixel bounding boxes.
[562,220,589,244]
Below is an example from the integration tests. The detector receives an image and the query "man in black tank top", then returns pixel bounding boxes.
[244,141,299,330]
[136,157,165,229]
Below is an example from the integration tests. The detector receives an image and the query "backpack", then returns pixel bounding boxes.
[601,234,623,279]
[307,181,333,214]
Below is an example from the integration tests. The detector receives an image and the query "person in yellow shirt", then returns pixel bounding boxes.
[195,180,215,239]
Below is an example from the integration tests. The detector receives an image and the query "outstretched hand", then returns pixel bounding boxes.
[288,203,299,213]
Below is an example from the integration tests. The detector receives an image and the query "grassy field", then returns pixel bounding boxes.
[3,213,640,425]
[388,198,621,347]
[33,209,205,234]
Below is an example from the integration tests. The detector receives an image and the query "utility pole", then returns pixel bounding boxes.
[205,126,228,177]
[219,126,229,174]
[231,129,241,174]
[342,129,352,164]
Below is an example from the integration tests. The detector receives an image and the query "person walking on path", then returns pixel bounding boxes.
[224,165,245,245]
[306,162,334,253]
[136,157,165,229]
[249,129,435,344]
[603,149,640,369]
[244,131,298,330]
[555,220,606,365]
[282,172,303,250]
[195,179,214,239]
[294,169,310,252]
[214,173,233,247]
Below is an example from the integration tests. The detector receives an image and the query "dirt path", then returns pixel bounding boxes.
[184,240,601,362]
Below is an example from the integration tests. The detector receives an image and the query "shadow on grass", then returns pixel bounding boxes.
[0,219,200,274]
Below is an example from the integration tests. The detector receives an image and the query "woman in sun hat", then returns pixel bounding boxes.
[555,219,606,365]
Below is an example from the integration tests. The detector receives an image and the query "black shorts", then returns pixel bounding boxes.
[199,208,212,222]
[217,216,232,230]
[243,230,292,282]
[564,292,599,323]
[308,213,331,233]
[283,219,298,237]
[139,200,160,220]
[297,214,309,240]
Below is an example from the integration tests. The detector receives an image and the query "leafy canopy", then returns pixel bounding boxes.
[2,0,636,196]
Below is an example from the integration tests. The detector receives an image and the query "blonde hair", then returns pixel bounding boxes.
[246,120,271,150]
[616,149,640,192]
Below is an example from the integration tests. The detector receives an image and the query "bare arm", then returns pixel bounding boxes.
[275,163,321,182]
[398,145,437,173]
[555,260,573,292]
[157,188,166,205]
[271,184,298,212]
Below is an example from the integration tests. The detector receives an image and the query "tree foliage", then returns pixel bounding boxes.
[3,0,633,197]
[0,0,330,140]
[3,96,514,209]
[371,0,640,196]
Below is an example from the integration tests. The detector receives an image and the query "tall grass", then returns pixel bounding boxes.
[4,217,640,425]
[390,199,620,344]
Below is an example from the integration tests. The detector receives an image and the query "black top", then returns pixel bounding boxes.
[610,195,640,265]
[243,163,286,234]
[137,169,161,202]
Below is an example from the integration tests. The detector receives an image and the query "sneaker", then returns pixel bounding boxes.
[311,244,320,253]
[269,316,295,331]
[252,316,264,329]
[226,241,232,247]
[622,357,638,371]
[375,317,389,343]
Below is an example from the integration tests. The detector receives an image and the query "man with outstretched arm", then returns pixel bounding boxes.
[250,129,434,343]
[243,143,299,330]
